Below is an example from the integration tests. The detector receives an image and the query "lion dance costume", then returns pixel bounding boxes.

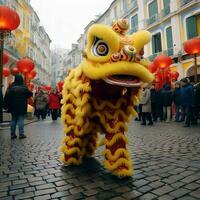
[60,19,154,177]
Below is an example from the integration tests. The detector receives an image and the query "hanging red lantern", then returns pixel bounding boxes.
[10,67,19,75]
[3,52,8,65]
[148,62,157,73]
[183,37,200,55]
[153,54,172,69]
[17,57,35,74]
[27,70,36,80]
[0,6,20,31]
[3,67,10,77]
[45,85,51,91]
[170,71,179,80]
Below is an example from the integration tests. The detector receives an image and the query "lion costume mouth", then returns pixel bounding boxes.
[104,75,141,87]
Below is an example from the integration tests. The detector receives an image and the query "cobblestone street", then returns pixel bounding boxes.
[0,119,200,200]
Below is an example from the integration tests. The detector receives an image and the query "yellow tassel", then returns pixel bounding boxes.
[103,148,130,161]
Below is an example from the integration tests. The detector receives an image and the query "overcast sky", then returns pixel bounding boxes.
[30,0,113,50]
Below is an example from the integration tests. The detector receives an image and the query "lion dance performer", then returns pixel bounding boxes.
[60,19,154,177]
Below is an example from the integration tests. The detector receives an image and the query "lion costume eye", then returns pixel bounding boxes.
[92,37,109,57]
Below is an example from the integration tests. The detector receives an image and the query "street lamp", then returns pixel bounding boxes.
[183,37,200,83]
[0,6,20,122]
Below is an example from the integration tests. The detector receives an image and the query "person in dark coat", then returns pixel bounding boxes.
[180,78,195,127]
[172,82,182,122]
[3,74,33,139]
[161,83,173,122]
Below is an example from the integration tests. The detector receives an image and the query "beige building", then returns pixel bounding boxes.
[74,0,200,81]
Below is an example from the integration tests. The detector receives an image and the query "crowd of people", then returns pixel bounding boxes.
[34,88,61,121]
[3,74,62,139]
[137,77,200,127]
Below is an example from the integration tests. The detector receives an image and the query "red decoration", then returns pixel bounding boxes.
[183,37,200,55]
[148,62,157,73]
[28,82,34,91]
[10,67,19,75]
[45,85,51,91]
[38,86,43,91]
[27,70,36,80]
[3,52,8,64]
[0,6,20,31]
[17,58,35,74]
[3,67,10,77]
[170,71,179,80]
[57,81,64,92]
[153,54,172,69]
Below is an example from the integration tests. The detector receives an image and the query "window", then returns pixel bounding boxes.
[122,0,128,11]
[23,14,26,29]
[130,14,138,33]
[163,0,170,16]
[166,26,173,55]
[148,0,158,24]
[152,32,162,54]
[186,15,199,39]
[114,6,117,19]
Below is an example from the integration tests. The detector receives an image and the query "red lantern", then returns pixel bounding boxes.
[45,85,51,91]
[3,67,10,77]
[3,52,8,65]
[170,71,179,80]
[0,6,20,31]
[57,81,64,92]
[183,37,200,55]
[27,70,36,80]
[17,58,35,74]
[10,67,19,75]
[148,62,157,73]
[153,54,172,69]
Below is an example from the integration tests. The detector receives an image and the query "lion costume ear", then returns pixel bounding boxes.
[131,30,151,53]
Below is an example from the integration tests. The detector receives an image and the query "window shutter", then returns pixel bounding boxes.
[186,16,197,39]
[149,0,158,18]
[152,35,156,54]
[166,26,173,48]
[163,0,170,8]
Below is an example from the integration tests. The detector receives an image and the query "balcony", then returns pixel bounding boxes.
[148,53,159,61]
[163,48,174,56]
[161,6,170,18]
[146,14,158,26]
[180,0,193,6]
[4,44,20,59]
[130,27,138,34]
[148,48,174,61]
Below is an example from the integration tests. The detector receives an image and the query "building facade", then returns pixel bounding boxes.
[51,48,70,87]
[0,0,52,91]
[74,0,200,80]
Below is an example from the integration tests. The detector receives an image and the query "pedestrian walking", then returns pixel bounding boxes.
[161,83,173,122]
[140,85,153,125]
[48,89,61,121]
[34,90,48,120]
[180,78,195,127]
[3,74,33,139]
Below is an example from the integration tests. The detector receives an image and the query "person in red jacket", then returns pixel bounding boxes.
[48,89,61,121]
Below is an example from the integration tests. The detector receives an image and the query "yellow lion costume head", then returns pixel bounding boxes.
[60,19,153,177]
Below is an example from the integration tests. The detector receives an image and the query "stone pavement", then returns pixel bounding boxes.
[0,119,200,200]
